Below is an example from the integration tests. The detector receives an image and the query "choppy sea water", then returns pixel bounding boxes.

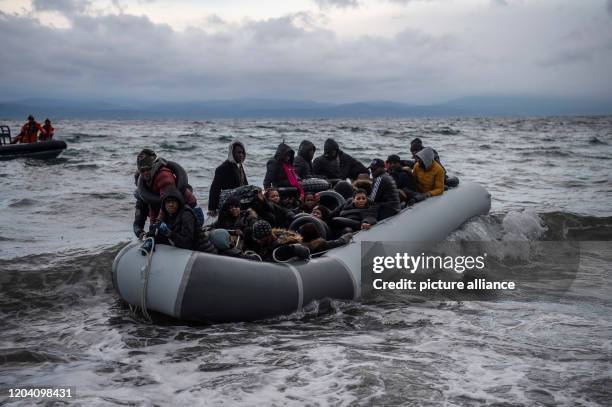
[0,117,611,405]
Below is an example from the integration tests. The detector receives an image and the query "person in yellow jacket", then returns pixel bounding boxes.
[412,147,445,197]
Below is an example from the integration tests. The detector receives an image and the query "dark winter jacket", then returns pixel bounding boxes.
[263,143,296,189]
[339,198,377,225]
[208,140,249,210]
[294,140,316,179]
[369,172,401,213]
[158,188,216,253]
[213,198,249,231]
[133,192,149,237]
[338,199,378,226]
[388,167,417,195]
[312,138,368,181]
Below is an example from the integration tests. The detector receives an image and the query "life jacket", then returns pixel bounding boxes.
[19,122,42,143]
[41,124,54,141]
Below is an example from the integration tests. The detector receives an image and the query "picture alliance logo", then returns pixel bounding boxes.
[372,253,488,274]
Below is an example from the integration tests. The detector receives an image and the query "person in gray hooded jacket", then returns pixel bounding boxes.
[207,140,248,216]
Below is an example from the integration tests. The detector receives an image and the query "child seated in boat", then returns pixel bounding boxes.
[251,220,310,262]
[299,191,318,214]
[336,189,378,231]
[209,229,261,261]
[311,205,332,225]
[263,188,296,228]
[151,187,216,253]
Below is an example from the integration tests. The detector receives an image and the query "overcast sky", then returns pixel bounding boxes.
[0,0,611,104]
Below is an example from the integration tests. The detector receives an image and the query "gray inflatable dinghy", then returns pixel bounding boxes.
[112,181,490,322]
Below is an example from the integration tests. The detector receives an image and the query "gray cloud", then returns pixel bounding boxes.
[607,0,612,17]
[0,7,610,104]
[313,0,359,9]
[491,0,508,7]
[31,0,91,14]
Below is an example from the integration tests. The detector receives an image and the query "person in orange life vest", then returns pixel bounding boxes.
[11,115,43,144]
[40,119,54,141]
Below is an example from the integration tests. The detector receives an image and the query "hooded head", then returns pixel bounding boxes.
[416,147,435,170]
[137,148,157,171]
[220,196,241,219]
[298,223,321,242]
[334,180,354,200]
[323,138,340,159]
[209,229,232,251]
[410,138,424,156]
[44,118,51,124]
[161,186,184,216]
[27,115,34,122]
[228,140,246,164]
[298,140,316,161]
[273,142,295,164]
[311,205,331,222]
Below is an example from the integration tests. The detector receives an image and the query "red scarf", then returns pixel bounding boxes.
[282,163,304,199]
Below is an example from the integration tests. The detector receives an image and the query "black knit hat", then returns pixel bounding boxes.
[252,220,273,240]
[386,154,401,163]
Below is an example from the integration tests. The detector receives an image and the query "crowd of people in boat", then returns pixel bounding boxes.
[9,115,55,144]
[134,137,457,262]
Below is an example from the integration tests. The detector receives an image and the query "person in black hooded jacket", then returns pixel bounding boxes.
[294,140,316,179]
[208,140,248,216]
[263,142,301,189]
[312,138,368,181]
[153,187,217,253]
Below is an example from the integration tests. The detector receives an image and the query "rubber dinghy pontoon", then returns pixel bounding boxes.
[0,140,67,160]
[112,181,491,322]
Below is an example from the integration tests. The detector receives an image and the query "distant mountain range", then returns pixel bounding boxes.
[1,96,610,120]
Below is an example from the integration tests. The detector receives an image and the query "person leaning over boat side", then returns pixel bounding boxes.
[135,148,202,233]
[251,220,310,262]
[312,138,368,182]
[207,140,248,217]
[263,142,304,199]
[208,229,261,261]
[10,115,43,144]
[40,119,54,141]
[412,147,445,199]
[150,187,216,253]
[368,158,401,220]
[298,223,352,255]
[294,140,316,179]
